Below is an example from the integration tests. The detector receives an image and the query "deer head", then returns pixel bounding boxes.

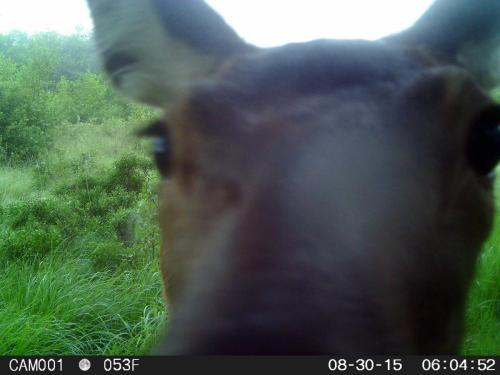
[86,0,500,354]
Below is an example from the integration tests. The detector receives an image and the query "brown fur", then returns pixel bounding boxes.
[157,46,495,353]
[85,0,500,354]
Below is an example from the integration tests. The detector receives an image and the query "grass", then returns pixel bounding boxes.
[0,257,165,354]
[0,119,498,355]
[462,187,500,354]
[0,167,38,203]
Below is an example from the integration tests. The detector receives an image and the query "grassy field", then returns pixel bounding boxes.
[0,120,498,355]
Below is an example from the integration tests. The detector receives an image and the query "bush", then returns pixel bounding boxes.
[86,240,128,272]
[0,54,56,163]
[0,225,63,261]
[104,154,152,193]
[111,209,138,248]
[0,197,77,262]
[3,197,75,229]
[47,73,131,124]
[0,31,163,355]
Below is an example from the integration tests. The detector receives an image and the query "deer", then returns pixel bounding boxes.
[85,0,500,354]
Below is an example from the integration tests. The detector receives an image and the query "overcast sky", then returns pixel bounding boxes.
[0,0,434,47]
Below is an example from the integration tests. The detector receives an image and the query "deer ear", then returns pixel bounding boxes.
[86,0,252,107]
[385,0,500,87]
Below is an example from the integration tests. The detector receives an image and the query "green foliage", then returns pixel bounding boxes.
[47,73,133,124]
[86,240,129,272]
[0,31,99,80]
[0,225,63,261]
[2,197,76,230]
[463,192,500,355]
[105,154,152,193]
[0,127,158,263]
[0,258,165,355]
[53,153,152,220]
[0,119,164,354]
[0,53,56,163]
[0,31,155,165]
[492,87,500,103]
[0,29,162,355]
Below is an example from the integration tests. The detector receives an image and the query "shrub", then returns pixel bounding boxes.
[111,209,138,248]
[86,240,127,272]
[0,225,63,261]
[47,73,131,124]
[0,54,56,164]
[0,32,155,165]
[4,198,75,229]
[104,154,151,194]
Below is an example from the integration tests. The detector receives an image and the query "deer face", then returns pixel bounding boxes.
[86,0,500,354]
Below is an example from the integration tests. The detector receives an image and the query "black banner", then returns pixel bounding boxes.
[1,356,498,375]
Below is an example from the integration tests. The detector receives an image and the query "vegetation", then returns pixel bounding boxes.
[0,31,498,354]
[0,32,164,355]
[463,190,500,355]
[0,32,150,164]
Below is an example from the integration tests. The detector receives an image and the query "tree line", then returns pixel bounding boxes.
[0,31,152,164]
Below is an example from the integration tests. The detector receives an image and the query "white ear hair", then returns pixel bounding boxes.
[86,0,249,107]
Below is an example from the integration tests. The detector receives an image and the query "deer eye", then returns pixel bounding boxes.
[139,120,172,177]
[466,106,500,176]
[153,135,171,177]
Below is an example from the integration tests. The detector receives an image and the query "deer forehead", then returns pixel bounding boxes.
[166,42,486,172]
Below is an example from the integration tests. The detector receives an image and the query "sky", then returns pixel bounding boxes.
[0,0,434,47]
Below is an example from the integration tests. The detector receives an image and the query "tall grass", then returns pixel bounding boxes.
[0,257,165,354]
[0,167,37,203]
